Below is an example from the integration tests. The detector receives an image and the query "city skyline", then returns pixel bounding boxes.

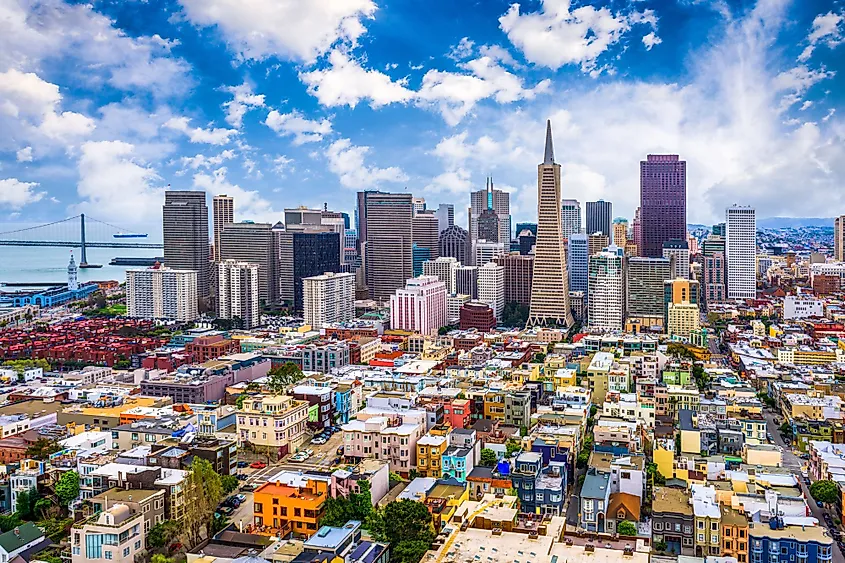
[1,0,844,230]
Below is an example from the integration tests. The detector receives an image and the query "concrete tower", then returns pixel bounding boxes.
[527,120,573,327]
[67,252,78,291]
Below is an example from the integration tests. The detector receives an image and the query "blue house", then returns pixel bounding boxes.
[749,521,833,563]
[334,384,353,424]
[580,468,611,532]
[510,452,565,515]
[531,437,571,481]
[441,445,473,483]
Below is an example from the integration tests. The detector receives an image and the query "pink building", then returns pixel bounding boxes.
[389,276,447,336]
[341,407,426,476]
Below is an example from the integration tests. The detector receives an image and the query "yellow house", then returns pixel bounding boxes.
[553,368,577,390]
[679,411,701,455]
[653,441,675,479]
[416,434,448,478]
[741,444,782,468]
[425,479,469,530]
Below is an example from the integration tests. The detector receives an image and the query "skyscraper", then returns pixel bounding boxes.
[163,191,209,297]
[435,203,455,233]
[561,199,582,239]
[626,257,673,324]
[631,207,642,257]
[527,120,573,327]
[470,177,510,244]
[835,216,845,261]
[412,212,440,259]
[494,253,533,306]
[612,218,628,249]
[275,227,341,312]
[363,192,414,300]
[640,154,687,258]
[477,262,505,320]
[439,225,471,265]
[217,260,260,329]
[477,208,500,242]
[212,194,234,262]
[423,257,460,293]
[126,265,198,321]
[567,233,589,305]
[454,266,479,299]
[389,276,447,336]
[588,249,624,330]
[219,222,273,304]
[662,239,690,279]
[586,200,612,237]
[302,271,355,328]
[726,205,756,300]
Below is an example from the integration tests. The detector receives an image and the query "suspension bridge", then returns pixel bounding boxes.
[0,214,163,267]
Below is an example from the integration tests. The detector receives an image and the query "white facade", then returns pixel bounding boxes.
[667,302,700,337]
[473,240,507,267]
[302,271,355,328]
[389,276,447,335]
[217,260,260,329]
[726,205,756,300]
[561,199,582,239]
[662,246,690,279]
[126,266,198,322]
[588,250,624,330]
[477,262,505,321]
[423,257,461,293]
[446,293,471,324]
[783,295,824,319]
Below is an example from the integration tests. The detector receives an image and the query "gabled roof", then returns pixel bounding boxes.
[608,492,642,522]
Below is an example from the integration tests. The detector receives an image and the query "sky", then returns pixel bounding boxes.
[1,0,844,234]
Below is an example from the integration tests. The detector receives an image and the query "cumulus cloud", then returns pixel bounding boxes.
[164,116,238,145]
[191,167,278,222]
[16,146,33,162]
[177,0,377,62]
[326,138,408,189]
[176,150,236,174]
[223,83,266,128]
[798,10,844,61]
[642,32,662,51]
[0,178,46,208]
[265,110,333,145]
[498,0,657,73]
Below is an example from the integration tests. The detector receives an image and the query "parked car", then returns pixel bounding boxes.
[236,473,248,480]
[237,461,249,468]
[235,494,247,503]
[241,484,257,492]
[337,446,345,455]
[217,506,234,516]
[290,454,306,463]
[305,449,314,456]
[250,461,267,469]
[311,437,327,445]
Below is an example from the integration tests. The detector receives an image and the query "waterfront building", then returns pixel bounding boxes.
[163,191,209,297]
[303,272,355,328]
[640,154,687,258]
[217,260,260,329]
[126,265,198,322]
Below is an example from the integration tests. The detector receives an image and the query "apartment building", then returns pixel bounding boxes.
[341,407,426,476]
[253,476,330,538]
[302,271,355,328]
[126,265,198,322]
[236,394,309,458]
[71,504,145,563]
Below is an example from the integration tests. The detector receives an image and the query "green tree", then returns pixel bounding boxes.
[505,440,521,458]
[15,487,39,520]
[267,362,305,394]
[56,470,81,506]
[152,555,173,563]
[221,475,239,495]
[654,540,668,553]
[501,302,530,327]
[479,448,498,467]
[617,521,637,536]
[25,437,62,460]
[34,498,54,519]
[182,458,224,547]
[370,499,435,563]
[235,394,247,409]
[810,480,840,504]
[148,521,181,548]
[779,422,792,437]
[392,540,432,563]
[321,481,373,528]
[0,514,21,533]
[576,450,589,469]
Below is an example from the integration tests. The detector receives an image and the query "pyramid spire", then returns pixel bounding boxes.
[543,119,555,164]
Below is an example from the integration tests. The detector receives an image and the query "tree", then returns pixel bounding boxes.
[0,514,21,533]
[182,458,224,547]
[392,540,432,563]
[235,394,247,409]
[810,480,840,504]
[505,440,521,458]
[56,471,81,506]
[617,521,638,536]
[779,422,792,437]
[501,302,530,327]
[25,438,62,460]
[370,499,435,562]
[654,540,668,553]
[321,481,373,528]
[148,521,181,548]
[479,448,498,467]
[152,555,173,563]
[34,498,54,519]
[576,451,589,469]
[267,362,305,394]
[221,475,239,495]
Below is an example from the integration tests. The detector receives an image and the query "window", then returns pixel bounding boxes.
[123,548,130,557]
[135,541,141,550]
[105,552,113,560]
[654,522,663,531]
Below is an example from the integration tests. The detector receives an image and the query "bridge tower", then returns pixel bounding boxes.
[79,213,89,267]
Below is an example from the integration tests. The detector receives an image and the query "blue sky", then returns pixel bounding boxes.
[0,0,844,233]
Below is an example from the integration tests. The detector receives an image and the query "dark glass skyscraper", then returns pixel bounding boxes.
[585,200,612,237]
[163,191,209,297]
[640,154,687,258]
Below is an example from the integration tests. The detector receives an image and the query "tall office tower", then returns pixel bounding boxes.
[163,191,209,297]
[561,199,582,239]
[477,208,500,242]
[703,252,726,304]
[588,233,610,256]
[217,260,260,329]
[626,257,673,326]
[631,207,642,256]
[439,225,471,265]
[470,177,510,245]
[412,197,427,215]
[516,229,536,255]
[212,195,234,262]
[477,262,505,320]
[835,216,845,261]
[712,223,726,237]
[585,200,612,237]
[423,257,461,293]
[302,271,355,328]
[126,265,198,321]
[567,234,589,304]
[587,250,625,330]
[275,226,341,311]
[612,218,628,249]
[219,222,273,304]
[528,121,573,327]
[454,266,479,299]
[364,192,414,300]
[447,294,471,324]
[435,203,455,233]
[662,239,690,279]
[389,276,447,335]
[640,154,687,257]
[663,278,700,333]
[412,244,430,276]
[67,252,78,291]
[413,212,440,260]
[726,205,757,300]
[494,254,533,306]
[474,240,507,266]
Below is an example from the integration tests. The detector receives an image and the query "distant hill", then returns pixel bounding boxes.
[757,217,834,229]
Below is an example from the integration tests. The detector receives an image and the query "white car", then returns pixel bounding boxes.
[312,437,327,445]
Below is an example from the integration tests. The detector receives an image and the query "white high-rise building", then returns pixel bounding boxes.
[587,250,624,330]
[423,256,461,293]
[473,241,507,267]
[477,262,505,321]
[447,293,471,324]
[67,251,78,291]
[561,199,582,239]
[389,276,447,335]
[126,265,198,322]
[218,260,260,329]
[303,271,355,328]
[662,240,690,279]
[726,205,756,300]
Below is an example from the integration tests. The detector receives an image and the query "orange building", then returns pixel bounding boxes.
[252,477,329,538]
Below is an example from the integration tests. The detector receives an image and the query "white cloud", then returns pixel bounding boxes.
[177,150,236,173]
[177,0,377,62]
[0,178,45,208]
[271,155,293,176]
[191,167,278,222]
[448,37,475,60]
[223,83,266,128]
[772,65,834,111]
[799,10,844,61]
[642,32,662,50]
[39,110,96,141]
[16,146,33,162]
[75,140,165,223]
[498,0,656,73]
[326,138,408,189]
[164,116,238,145]
[265,110,333,145]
